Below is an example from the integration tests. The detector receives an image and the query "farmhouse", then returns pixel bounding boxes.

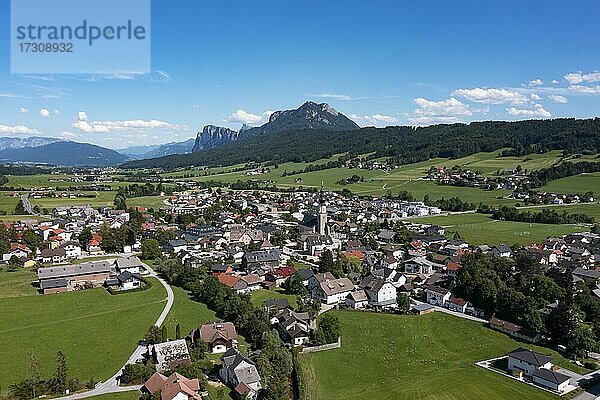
[425,285,451,306]
[311,274,354,305]
[220,348,261,400]
[242,249,281,272]
[346,290,368,309]
[37,260,112,292]
[490,317,542,343]
[274,308,312,346]
[188,322,238,354]
[359,275,397,308]
[404,257,443,274]
[446,297,468,313]
[143,372,202,400]
[507,348,552,376]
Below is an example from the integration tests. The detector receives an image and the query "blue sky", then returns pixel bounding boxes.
[0,0,599,149]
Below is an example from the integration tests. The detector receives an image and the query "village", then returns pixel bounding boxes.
[1,185,600,400]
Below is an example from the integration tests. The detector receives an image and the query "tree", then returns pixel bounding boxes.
[78,227,92,247]
[314,314,340,344]
[141,238,162,260]
[396,293,411,314]
[113,193,127,210]
[25,352,42,398]
[318,250,335,274]
[145,325,162,344]
[161,325,168,342]
[14,199,29,215]
[23,229,43,252]
[53,351,68,394]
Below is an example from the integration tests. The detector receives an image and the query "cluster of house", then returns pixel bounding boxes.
[143,321,261,400]
[509,190,594,205]
[425,165,529,191]
[36,256,145,294]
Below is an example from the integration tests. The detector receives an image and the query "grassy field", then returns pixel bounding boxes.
[250,288,298,309]
[175,150,582,205]
[162,285,218,339]
[540,172,600,195]
[413,213,587,246]
[305,311,582,400]
[0,268,38,298]
[0,278,167,390]
[87,391,140,400]
[520,202,600,220]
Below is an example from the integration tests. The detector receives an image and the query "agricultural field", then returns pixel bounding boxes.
[0,268,38,298]
[174,150,589,205]
[304,311,583,400]
[0,194,20,215]
[412,213,587,246]
[0,278,167,390]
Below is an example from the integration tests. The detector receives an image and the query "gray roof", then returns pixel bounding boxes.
[221,348,260,385]
[38,261,112,280]
[508,348,552,366]
[40,278,67,289]
[573,267,600,280]
[319,277,353,295]
[115,256,142,270]
[531,368,570,384]
[244,249,281,263]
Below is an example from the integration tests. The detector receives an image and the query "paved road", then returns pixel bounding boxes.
[20,194,32,214]
[57,258,174,400]
[573,371,600,400]
[412,299,488,323]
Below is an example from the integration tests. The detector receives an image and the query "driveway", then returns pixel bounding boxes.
[57,257,174,400]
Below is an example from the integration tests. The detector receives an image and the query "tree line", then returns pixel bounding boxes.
[122,118,600,170]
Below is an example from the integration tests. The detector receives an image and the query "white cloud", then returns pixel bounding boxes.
[59,131,76,138]
[40,108,51,117]
[551,79,559,84]
[414,97,472,116]
[568,85,600,94]
[72,111,183,133]
[19,107,29,113]
[54,109,60,115]
[310,93,368,101]
[452,88,529,104]
[564,71,600,85]
[530,93,541,100]
[548,94,567,104]
[226,109,273,125]
[506,104,551,118]
[156,70,172,81]
[528,79,543,86]
[0,124,41,135]
[406,116,462,126]
[349,113,398,126]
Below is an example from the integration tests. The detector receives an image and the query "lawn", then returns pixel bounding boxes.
[250,288,298,309]
[413,213,587,246]
[304,311,580,400]
[0,268,38,298]
[87,391,140,400]
[162,285,218,339]
[0,278,167,391]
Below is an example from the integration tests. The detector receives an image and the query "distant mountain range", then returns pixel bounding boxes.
[0,136,63,151]
[0,141,129,167]
[118,138,196,159]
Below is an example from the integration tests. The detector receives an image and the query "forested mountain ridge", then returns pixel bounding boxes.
[121,118,600,169]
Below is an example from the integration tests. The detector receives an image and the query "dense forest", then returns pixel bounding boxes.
[122,118,600,170]
[528,161,600,188]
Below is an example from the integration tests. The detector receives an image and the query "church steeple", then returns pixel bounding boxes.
[318,182,327,235]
